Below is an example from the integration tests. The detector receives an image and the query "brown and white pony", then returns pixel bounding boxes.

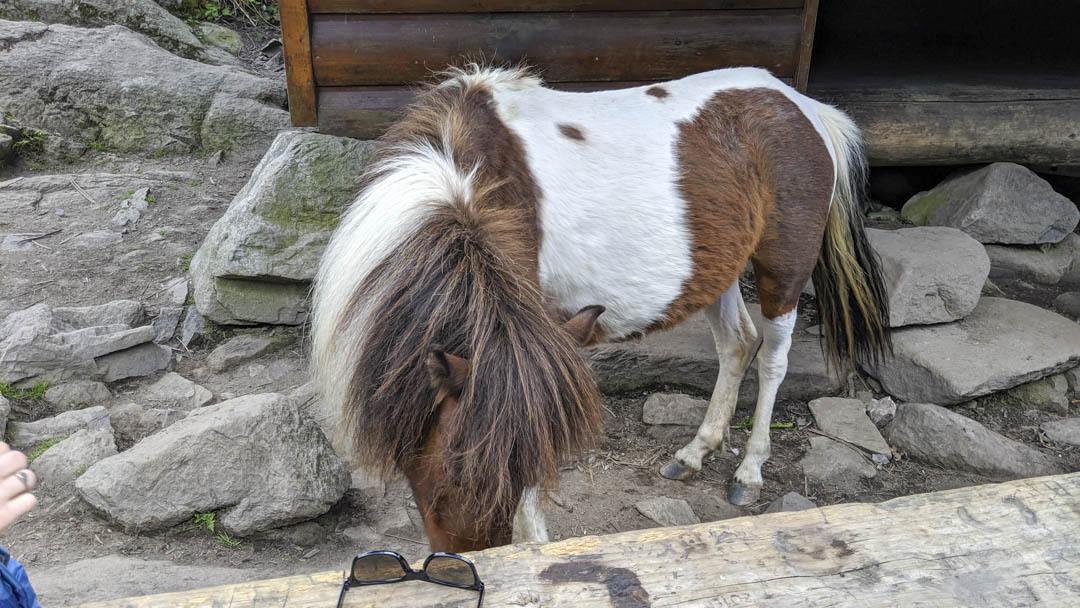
[312,64,890,552]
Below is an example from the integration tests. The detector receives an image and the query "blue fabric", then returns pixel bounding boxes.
[0,545,40,608]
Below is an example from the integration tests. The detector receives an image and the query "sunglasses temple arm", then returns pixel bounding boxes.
[336,575,349,608]
[477,582,485,608]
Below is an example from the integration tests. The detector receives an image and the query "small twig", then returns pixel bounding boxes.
[806,428,880,467]
[381,532,427,546]
[30,239,52,251]
[70,179,98,206]
[0,177,25,188]
[59,232,82,245]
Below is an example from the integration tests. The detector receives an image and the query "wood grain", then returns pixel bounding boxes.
[280,0,318,126]
[307,0,805,13]
[309,11,802,86]
[793,0,818,92]
[81,473,1080,607]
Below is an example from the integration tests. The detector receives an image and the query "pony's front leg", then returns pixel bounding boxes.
[661,286,758,481]
[511,486,549,543]
[728,307,796,505]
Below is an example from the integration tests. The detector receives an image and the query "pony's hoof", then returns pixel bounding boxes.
[659,458,697,481]
[728,482,760,506]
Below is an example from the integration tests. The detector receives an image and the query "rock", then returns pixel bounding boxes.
[800,436,876,485]
[152,307,183,344]
[901,163,1080,245]
[191,131,375,325]
[866,227,989,326]
[197,22,243,55]
[807,397,891,457]
[0,396,9,440]
[634,497,700,527]
[642,393,708,427]
[0,0,239,65]
[764,492,816,514]
[0,300,166,384]
[0,21,287,155]
[71,230,124,248]
[163,277,189,306]
[350,467,386,500]
[30,428,116,490]
[1066,366,1080,395]
[0,171,183,216]
[95,342,172,382]
[143,372,212,410]
[884,402,1065,480]
[373,505,415,536]
[8,406,111,449]
[179,306,205,348]
[866,298,1080,405]
[1040,418,1080,447]
[985,234,1080,285]
[206,335,274,372]
[76,393,350,535]
[1053,292,1080,319]
[0,132,11,164]
[2,234,34,252]
[590,304,842,403]
[864,396,897,427]
[44,380,112,410]
[982,374,1070,415]
[112,187,149,227]
[109,402,188,445]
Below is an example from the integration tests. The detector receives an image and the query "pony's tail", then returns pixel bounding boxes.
[810,102,892,374]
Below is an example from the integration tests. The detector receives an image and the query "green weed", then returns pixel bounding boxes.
[0,381,49,402]
[216,532,242,549]
[732,416,794,431]
[193,512,216,532]
[27,435,68,464]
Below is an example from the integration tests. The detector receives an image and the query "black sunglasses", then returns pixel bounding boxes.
[336,550,485,608]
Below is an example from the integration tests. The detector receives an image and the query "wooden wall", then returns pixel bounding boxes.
[282,0,819,138]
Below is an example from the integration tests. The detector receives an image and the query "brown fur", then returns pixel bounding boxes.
[558,124,586,141]
[645,85,670,99]
[649,88,832,330]
[339,72,604,544]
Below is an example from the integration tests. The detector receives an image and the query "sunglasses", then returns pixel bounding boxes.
[336,550,485,608]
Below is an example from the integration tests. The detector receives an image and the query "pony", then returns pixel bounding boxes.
[312,63,890,552]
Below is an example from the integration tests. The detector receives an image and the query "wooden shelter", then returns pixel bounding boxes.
[280,0,1080,167]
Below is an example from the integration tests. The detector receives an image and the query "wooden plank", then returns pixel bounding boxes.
[793,0,818,92]
[82,473,1080,607]
[280,0,318,126]
[308,0,805,13]
[310,11,802,86]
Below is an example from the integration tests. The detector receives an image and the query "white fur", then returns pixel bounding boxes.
[488,68,836,338]
[511,487,549,543]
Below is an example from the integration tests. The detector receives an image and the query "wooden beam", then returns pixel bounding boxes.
[309,11,802,86]
[307,0,806,13]
[280,0,318,126]
[793,0,818,92]
[81,473,1080,607]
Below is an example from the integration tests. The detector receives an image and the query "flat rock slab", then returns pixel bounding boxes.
[95,342,172,383]
[142,372,213,410]
[982,374,1070,415]
[800,436,877,485]
[44,380,112,411]
[867,227,989,326]
[8,406,111,449]
[1041,418,1080,447]
[765,492,817,514]
[76,393,350,535]
[634,497,700,527]
[808,397,891,456]
[642,393,708,427]
[866,298,1080,405]
[108,402,188,445]
[885,402,1065,480]
[985,233,1080,285]
[30,428,117,490]
[590,304,842,404]
[901,162,1080,245]
[206,335,274,372]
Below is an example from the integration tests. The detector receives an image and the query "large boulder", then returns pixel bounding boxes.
[984,233,1080,286]
[75,393,350,535]
[0,20,287,155]
[901,163,1079,245]
[590,304,842,401]
[884,402,1065,480]
[191,131,376,324]
[867,227,989,326]
[0,300,170,385]
[865,298,1080,405]
[8,406,112,449]
[0,0,238,65]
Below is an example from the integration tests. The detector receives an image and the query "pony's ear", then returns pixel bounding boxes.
[427,347,470,397]
[562,305,605,346]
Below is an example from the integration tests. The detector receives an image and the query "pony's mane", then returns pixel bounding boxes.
[312,63,602,527]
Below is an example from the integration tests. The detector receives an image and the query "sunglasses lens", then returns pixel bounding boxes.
[426,556,477,587]
[352,554,407,583]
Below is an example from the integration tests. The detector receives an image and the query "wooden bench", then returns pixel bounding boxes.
[82,472,1080,607]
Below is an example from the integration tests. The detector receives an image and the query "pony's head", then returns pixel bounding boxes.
[405,305,605,551]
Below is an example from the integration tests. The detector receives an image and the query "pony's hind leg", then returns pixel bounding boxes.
[661,284,759,481]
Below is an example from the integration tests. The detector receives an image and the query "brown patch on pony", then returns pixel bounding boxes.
[645,86,670,99]
[558,124,586,142]
[652,87,832,330]
[338,70,603,538]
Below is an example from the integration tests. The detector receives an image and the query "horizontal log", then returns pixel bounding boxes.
[84,473,1080,607]
[310,11,801,86]
[308,0,805,13]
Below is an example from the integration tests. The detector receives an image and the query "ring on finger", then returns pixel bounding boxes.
[14,470,30,490]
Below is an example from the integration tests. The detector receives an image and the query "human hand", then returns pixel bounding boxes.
[0,443,37,533]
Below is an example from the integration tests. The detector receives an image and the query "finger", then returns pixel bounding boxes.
[0,442,9,455]
[0,450,27,479]
[0,492,37,533]
[0,469,36,503]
